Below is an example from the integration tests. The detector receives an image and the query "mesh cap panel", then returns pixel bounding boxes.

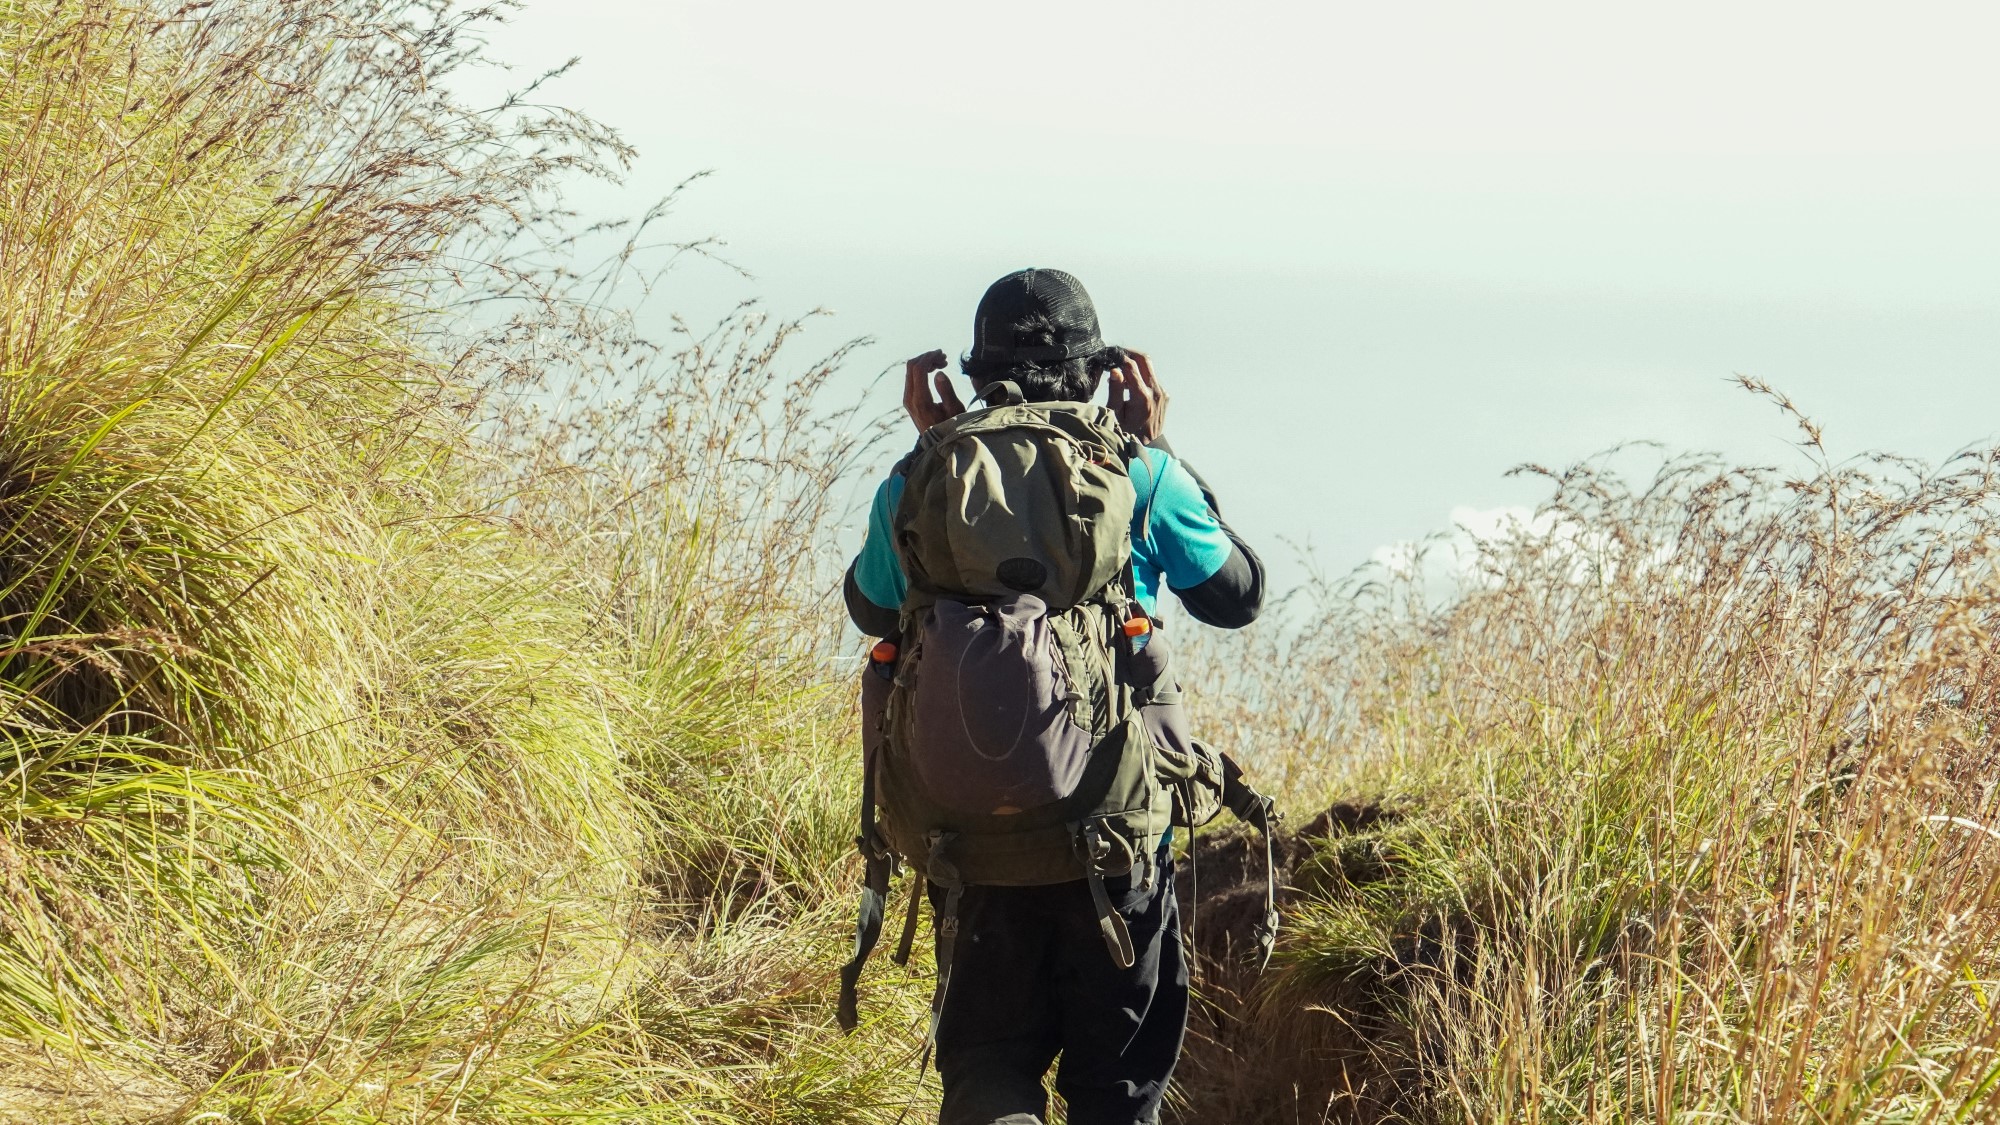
[971,268,1104,364]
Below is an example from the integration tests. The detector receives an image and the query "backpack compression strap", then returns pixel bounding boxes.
[1072,818,1139,969]
[836,747,894,1032]
[1221,755,1281,970]
[918,832,966,1079]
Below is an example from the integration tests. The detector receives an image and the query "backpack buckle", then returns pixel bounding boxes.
[1074,818,1135,875]
[1071,819,1139,970]
[854,832,891,862]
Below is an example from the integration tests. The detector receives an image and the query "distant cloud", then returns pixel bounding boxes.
[1370,504,1623,590]
[1370,505,1552,579]
[1449,505,1556,544]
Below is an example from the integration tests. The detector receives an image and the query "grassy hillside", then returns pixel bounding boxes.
[7,3,2000,1124]
[1174,426,2000,1122]
[0,1,924,1120]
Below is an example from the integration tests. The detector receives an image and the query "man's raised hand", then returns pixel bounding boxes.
[1108,350,1168,443]
[902,349,964,433]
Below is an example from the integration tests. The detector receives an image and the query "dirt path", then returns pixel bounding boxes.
[1170,801,1418,1124]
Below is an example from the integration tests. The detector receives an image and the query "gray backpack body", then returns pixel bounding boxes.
[836,384,1277,1035]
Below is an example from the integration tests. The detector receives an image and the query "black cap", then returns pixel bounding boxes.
[970,268,1104,364]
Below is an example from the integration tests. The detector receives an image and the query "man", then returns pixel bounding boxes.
[844,268,1264,1125]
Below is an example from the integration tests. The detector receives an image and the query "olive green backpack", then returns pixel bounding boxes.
[836,381,1278,1035]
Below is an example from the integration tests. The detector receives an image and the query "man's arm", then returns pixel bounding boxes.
[844,472,909,637]
[1175,541,1264,629]
[1136,439,1265,630]
[1153,438,1264,628]
[1109,354,1263,629]
[844,351,970,637]
[844,566,899,637]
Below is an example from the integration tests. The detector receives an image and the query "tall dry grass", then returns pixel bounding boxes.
[0,1,924,1121]
[1175,385,2000,1123]
[13,2,2000,1123]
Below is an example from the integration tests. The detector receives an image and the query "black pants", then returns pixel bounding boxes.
[928,861,1187,1125]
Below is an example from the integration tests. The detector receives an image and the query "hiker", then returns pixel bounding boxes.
[839,269,1270,1125]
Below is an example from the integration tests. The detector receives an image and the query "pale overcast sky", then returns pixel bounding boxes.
[476,1,2000,593]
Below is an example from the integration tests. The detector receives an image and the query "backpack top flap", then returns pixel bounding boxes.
[893,403,1137,611]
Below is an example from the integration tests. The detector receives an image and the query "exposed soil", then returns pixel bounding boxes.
[1169,801,1419,1125]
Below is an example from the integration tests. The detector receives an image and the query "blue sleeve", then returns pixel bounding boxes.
[1132,449,1233,590]
[851,473,907,611]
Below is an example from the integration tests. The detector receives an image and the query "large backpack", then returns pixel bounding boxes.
[835,382,1279,1034]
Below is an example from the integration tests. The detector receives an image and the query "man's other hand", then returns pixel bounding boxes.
[903,349,964,432]
[1109,350,1168,443]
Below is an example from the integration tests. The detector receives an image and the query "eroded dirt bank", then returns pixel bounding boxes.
[1170,801,1428,1124]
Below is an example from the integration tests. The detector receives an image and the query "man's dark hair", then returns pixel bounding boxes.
[961,313,1126,403]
